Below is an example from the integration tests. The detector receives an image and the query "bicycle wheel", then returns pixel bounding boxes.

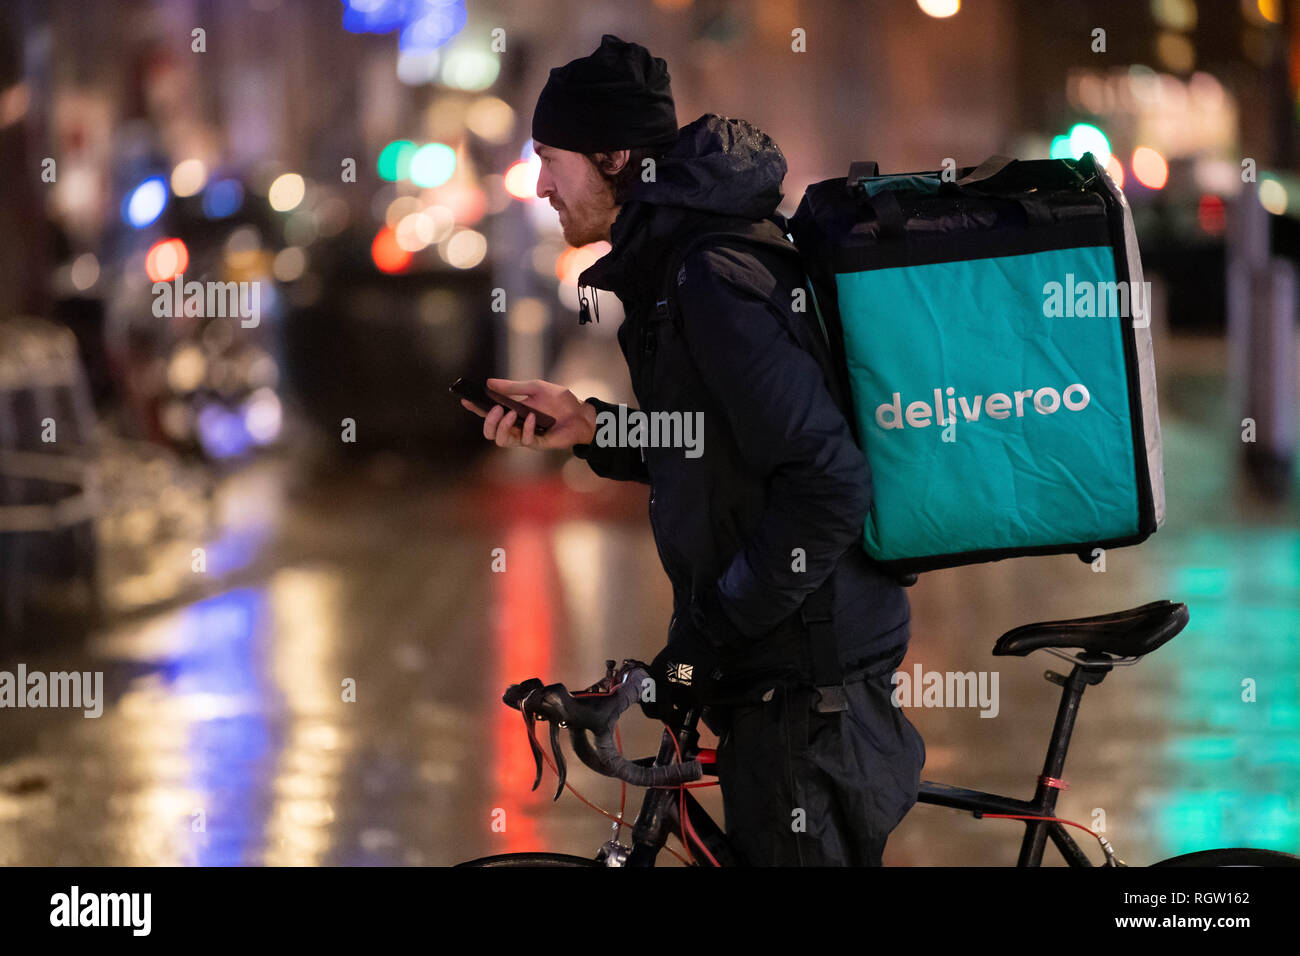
[1150,847,1300,867]
[454,852,601,867]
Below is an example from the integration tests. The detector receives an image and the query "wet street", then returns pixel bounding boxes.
[0,336,1297,866]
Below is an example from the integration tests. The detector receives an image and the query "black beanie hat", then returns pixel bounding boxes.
[531,34,678,154]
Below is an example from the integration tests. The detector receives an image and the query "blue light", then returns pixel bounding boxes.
[197,403,253,459]
[203,179,244,219]
[408,142,456,187]
[123,176,168,229]
[399,2,467,52]
[341,0,408,35]
[341,0,467,51]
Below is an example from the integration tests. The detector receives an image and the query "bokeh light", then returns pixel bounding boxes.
[1132,146,1169,189]
[371,225,413,273]
[378,140,417,182]
[171,159,208,197]
[268,172,306,212]
[1105,155,1126,189]
[442,228,486,269]
[1259,176,1288,215]
[123,176,168,228]
[917,0,960,16]
[504,158,541,199]
[145,238,189,282]
[69,253,99,292]
[440,48,499,91]
[1068,123,1112,166]
[1197,194,1227,234]
[466,96,515,143]
[203,179,244,219]
[409,143,456,188]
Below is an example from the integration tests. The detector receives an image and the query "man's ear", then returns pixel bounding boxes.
[595,149,631,176]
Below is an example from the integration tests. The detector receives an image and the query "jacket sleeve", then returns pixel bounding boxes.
[571,396,651,484]
[676,246,872,638]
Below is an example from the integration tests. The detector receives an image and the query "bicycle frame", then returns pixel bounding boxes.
[610,658,1114,867]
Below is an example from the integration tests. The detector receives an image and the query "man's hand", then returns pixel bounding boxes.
[639,583,751,725]
[460,378,598,450]
[640,628,722,727]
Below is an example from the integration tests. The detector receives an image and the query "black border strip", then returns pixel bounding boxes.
[833,219,1112,272]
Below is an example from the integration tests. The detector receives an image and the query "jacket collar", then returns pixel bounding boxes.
[576,113,788,307]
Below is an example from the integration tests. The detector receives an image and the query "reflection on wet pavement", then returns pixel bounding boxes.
[0,338,1296,866]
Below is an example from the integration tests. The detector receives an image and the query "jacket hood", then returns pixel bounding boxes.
[577,113,788,301]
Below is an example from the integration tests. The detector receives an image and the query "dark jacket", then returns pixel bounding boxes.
[573,113,910,689]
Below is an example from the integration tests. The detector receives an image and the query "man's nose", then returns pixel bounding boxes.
[535,165,553,199]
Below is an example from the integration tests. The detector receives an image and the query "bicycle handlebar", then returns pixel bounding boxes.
[502,662,703,799]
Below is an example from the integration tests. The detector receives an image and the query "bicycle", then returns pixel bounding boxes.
[455,599,1300,867]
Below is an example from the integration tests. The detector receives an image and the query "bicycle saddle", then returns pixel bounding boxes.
[993,600,1188,659]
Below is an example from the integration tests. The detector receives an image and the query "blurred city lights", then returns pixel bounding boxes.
[504,158,540,199]
[171,159,208,197]
[1156,32,1196,72]
[1049,135,1073,160]
[0,82,30,126]
[441,48,500,91]
[1132,146,1170,188]
[1259,176,1288,214]
[224,225,264,273]
[424,205,455,242]
[399,3,467,52]
[409,143,456,188]
[196,403,253,459]
[69,253,100,292]
[1256,0,1282,25]
[340,0,408,35]
[465,96,515,143]
[123,176,168,228]
[1190,159,1229,195]
[1105,155,1126,189]
[167,345,207,392]
[1197,193,1227,234]
[371,225,412,273]
[396,49,441,85]
[273,246,308,282]
[384,196,421,227]
[442,228,486,269]
[1151,0,1197,30]
[242,388,283,445]
[203,179,244,218]
[436,181,486,224]
[268,172,306,212]
[1068,123,1112,165]
[555,242,609,285]
[378,140,417,182]
[395,211,436,251]
[145,238,189,282]
[917,0,960,17]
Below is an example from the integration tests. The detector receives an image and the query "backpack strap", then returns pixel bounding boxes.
[655,218,852,423]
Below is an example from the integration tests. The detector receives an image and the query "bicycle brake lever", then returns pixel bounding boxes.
[549,719,565,801]
[520,691,546,792]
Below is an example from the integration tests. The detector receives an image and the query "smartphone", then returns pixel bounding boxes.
[449,377,555,435]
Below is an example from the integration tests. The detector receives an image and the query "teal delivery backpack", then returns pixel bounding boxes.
[783,153,1166,575]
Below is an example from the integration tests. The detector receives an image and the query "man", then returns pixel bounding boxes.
[463,34,925,866]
